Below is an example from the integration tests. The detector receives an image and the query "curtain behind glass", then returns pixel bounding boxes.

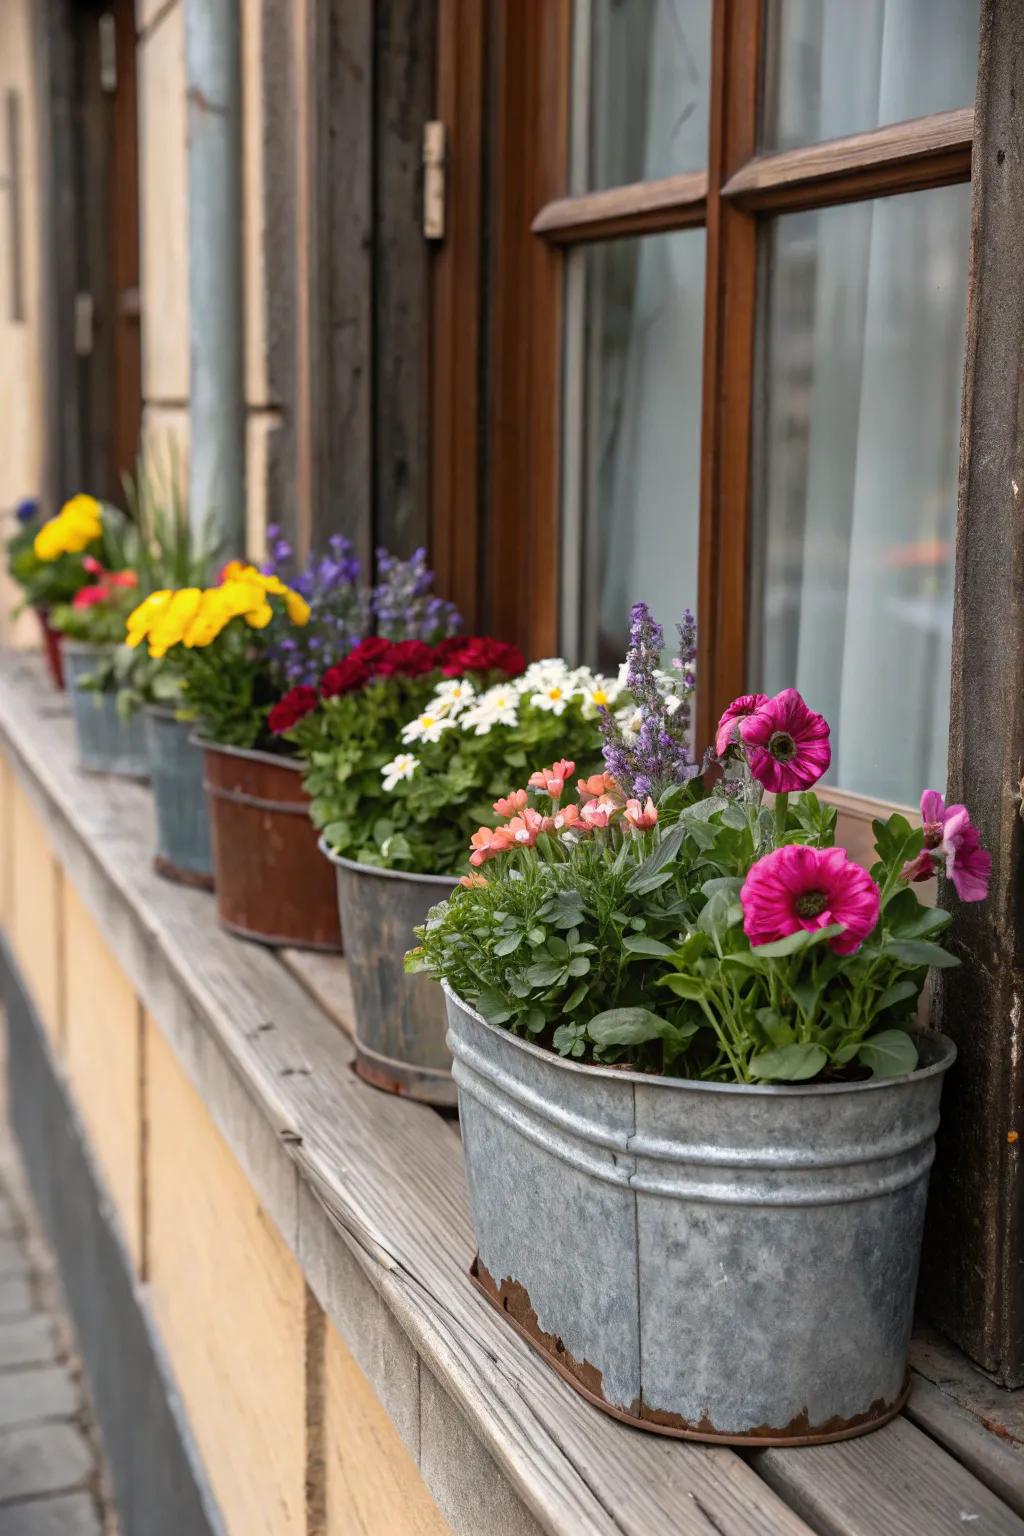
[754,182,970,804]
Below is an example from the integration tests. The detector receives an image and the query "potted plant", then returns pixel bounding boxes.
[410,603,990,1445]
[5,494,109,689]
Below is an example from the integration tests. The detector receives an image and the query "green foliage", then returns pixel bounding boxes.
[170,624,284,750]
[411,787,957,1084]
[293,685,607,875]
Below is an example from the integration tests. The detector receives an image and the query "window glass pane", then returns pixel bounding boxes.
[761,0,979,152]
[576,0,712,190]
[750,183,970,805]
[563,230,705,672]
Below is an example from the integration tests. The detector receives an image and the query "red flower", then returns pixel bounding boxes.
[350,636,392,665]
[320,656,372,699]
[268,685,319,734]
[375,639,436,677]
[741,844,880,956]
[72,584,109,610]
[740,689,831,794]
[436,635,525,678]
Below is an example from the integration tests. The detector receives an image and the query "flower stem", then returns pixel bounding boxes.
[774,791,789,847]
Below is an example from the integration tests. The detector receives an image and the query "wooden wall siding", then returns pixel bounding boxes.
[324,1319,450,1535]
[921,0,1024,1388]
[311,0,436,563]
[7,766,62,1048]
[145,1017,308,1536]
[62,876,144,1269]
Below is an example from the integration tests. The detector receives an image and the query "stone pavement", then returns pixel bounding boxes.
[0,1122,114,1535]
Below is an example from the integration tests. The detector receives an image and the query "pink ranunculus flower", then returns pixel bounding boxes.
[715,693,769,757]
[492,789,528,819]
[919,790,991,902]
[528,759,575,803]
[739,688,831,793]
[624,795,658,830]
[741,844,880,956]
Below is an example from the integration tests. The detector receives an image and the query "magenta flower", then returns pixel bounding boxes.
[715,693,769,757]
[741,844,880,956]
[916,790,991,902]
[739,689,831,794]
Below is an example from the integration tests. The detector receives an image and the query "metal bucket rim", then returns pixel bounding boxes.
[319,835,459,887]
[144,703,188,724]
[192,735,306,771]
[62,639,118,658]
[443,981,956,1097]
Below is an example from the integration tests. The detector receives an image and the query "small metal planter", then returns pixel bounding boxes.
[64,643,149,779]
[321,846,456,1105]
[34,607,65,690]
[144,707,214,890]
[199,739,341,951]
[445,984,956,1446]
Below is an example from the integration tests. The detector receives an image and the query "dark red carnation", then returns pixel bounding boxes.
[437,635,525,678]
[268,685,319,735]
[320,656,372,699]
[350,636,392,665]
[387,639,436,677]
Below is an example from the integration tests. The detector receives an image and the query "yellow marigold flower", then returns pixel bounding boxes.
[282,589,310,626]
[148,587,204,658]
[220,563,309,627]
[125,590,173,649]
[182,588,235,648]
[33,494,103,561]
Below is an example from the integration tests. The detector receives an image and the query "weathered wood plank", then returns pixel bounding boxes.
[7,765,62,1048]
[752,1413,1024,1536]
[911,1327,1024,1446]
[279,949,356,1042]
[906,1375,1024,1519]
[921,0,1024,1386]
[146,1014,308,1536]
[62,876,143,1269]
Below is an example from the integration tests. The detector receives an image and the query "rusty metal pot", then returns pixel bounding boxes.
[34,606,65,690]
[145,708,213,890]
[198,739,341,951]
[321,844,456,1105]
[445,983,956,1447]
[65,643,149,779]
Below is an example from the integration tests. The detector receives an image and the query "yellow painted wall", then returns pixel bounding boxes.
[7,771,62,1046]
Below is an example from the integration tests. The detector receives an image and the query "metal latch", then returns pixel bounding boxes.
[423,121,446,241]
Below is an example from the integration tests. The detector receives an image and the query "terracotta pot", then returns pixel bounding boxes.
[34,607,65,690]
[198,739,341,951]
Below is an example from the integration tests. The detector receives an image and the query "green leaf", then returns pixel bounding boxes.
[658,973,706,1001]
[626,871,673,897]
[566,955,591,978]
[525,961,563,987]
[887,939,960,969]
[756,1008,795,1048]
[622,934,675,958]
[564,982,588,1012]
[476,988,513,1025]
[697,888,744,939]
[752,923,844,959]
[493,934,522,958]
[626,824,685,892]
[857,1029,919,1079]
[876,979,920,1013]
[587,1008,680,1048]
[546,935,569,960]
[749,1043,828,1082]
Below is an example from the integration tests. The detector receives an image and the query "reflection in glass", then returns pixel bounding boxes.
[578,0,712,190]
[750,184,970,804]
[565,231,705,672]
[761,0,979,152]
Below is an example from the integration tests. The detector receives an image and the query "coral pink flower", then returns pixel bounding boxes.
[506,808,546,847]
[468,825,515,868]
[458,872,488,889]
[741,844,880,956]
[580,795,618,830]
[624,796,658,830]
[493,789,528,819]
[715,693,769,757]
[739,689,831,793]
[577,772,617,801]
[528,759,575,802]
[551,803,581,832]
[917,790,991,902]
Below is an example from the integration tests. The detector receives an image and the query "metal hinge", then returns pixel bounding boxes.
[99,12,117,93]
[422,121,446,241]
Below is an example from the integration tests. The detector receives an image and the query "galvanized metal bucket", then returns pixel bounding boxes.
[445,984,956,1446]
[199,739,342,951]
[144,707,214,890]
[65,643,149,780]
[321,845,456,1105]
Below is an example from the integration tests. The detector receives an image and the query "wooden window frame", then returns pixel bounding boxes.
[449,0,974,745]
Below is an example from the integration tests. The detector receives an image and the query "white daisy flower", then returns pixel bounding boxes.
[530,679,572,715]
[577,671,621,713]
[433,678,476,713]
[460,684,519,736]
[401,710,457,745]
[381,753,419,791]
[617,706,644,738]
